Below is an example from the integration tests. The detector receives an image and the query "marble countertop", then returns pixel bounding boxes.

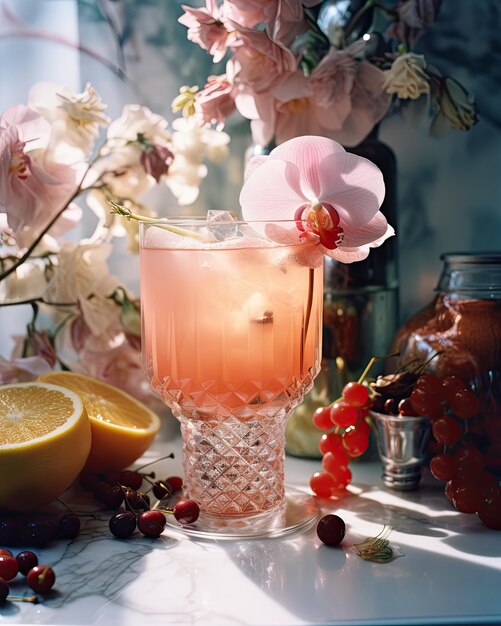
[2,423,501,626]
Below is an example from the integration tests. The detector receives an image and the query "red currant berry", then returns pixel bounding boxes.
[322,450,350,475]
[137,510,167,538]
[432,416,462,446]
[455,444,485,479]
[0,578,8,605]
[430,454,457,482]
[174,499,200,525]
[0,555,18,581]
[410,387,442,417]
[312,406,335,431]
[342,426,369,457]
[166,476,183,493]
[27,565,55,594]
[451,479,481,514]
[309,471,335,498]
[109,511,137,539]
[328,464,352,490]
[316,514,346,547]
[330,401,359,429]
[450,389,481,419]
[342,382,369,408]
[478,493,501,530]
[318,432,343,456]
[16,551,38,576]
[442,376,468,404]
[120,470,143,491]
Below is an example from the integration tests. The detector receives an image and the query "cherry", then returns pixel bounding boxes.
[58,514,81,539]
[330,401,358,429]
[342,382,369,408]
[103,471,121,485]
[451,480,481,514]
[120,470,143,491]
[312,406,335,431]
[16,551,38,576]
[79,471,99,492]
[0,578,8,605]
[174,500,200,525]
[137,510,166,538]
[398,397,415,416]
[409,387,442,417]
[442,376,468,404]
[316,514,346,547]
[124,489,150,511]
[102,485,125,509]
[109,511,137,539]
[27,565,55,594]
[152,481,172,500]
[20,519,57,547]
[310,471,336,498]
[0,556,18,581]
[166,476,183,493]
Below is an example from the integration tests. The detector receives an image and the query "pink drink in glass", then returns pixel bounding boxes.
[141,221,323,532]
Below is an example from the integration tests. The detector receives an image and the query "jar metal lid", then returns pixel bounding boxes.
[440,252,501,264]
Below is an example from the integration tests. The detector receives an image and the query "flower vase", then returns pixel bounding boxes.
[285,130,399,458]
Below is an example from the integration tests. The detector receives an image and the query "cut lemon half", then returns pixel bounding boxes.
[0,382,91,512]
[38,372,161,473]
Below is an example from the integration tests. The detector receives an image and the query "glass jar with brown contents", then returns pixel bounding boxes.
[391,252,501,475]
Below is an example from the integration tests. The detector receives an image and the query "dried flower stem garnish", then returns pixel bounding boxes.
[109,202,207,242]
[353,525,395,563]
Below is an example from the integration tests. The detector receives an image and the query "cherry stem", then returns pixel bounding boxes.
[8,595,39,603]
[134,453,175,472]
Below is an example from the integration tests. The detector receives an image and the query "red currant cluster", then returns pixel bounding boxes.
[0,548,55,604]
[374,372,501,530]
[309,381,373,498]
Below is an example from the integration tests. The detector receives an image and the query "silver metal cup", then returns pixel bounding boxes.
[370,410,431,490]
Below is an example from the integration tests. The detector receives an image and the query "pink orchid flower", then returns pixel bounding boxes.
[179,1,234,63]
[239,135,394,263]
[0,104,79,249]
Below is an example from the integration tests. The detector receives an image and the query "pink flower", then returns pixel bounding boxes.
[179,1,232,63]
[140,144,174,182]
[224,0,320,45]
[239,135,394,263]
[196,74,237,128]
[0,105,79,248]
[0,354,52,385]
[227,23,297,93]
[388,0,442,47]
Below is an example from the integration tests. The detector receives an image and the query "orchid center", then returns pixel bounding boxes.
[294,201,344,250]
[9,141,31,181]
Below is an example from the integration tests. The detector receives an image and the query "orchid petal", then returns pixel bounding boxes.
[341,211,392,247]
[244,155,268,181]
[324,245,370,263]
[240,160,306,221]
[316,152,385,226]
[269,135,345,200]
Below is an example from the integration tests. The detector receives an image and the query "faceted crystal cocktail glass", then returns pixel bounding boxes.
[140,219,323,537]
